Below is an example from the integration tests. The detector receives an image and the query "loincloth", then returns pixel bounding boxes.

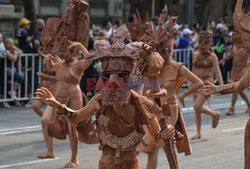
[245,119,250,169]
[48,96,69,140]
[99,155,140,169]
[48,91,98,143]
[137,101,192,156]
[174,104,192,155]
[231,66,248,81]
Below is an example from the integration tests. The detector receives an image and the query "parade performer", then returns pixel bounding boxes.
[218,31,250,115]
[32,18,60,117]
[203,62,250,169]
[37,40,98,168]
[35,24,175,169]
[204,0,250,167]
[137,6,203,169]
[33,1,98,167]
[33,0,89,118]
[189,30,222,140]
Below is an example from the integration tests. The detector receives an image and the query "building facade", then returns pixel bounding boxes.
[0,0,249,38]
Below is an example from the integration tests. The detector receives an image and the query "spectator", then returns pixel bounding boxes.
[17,18,34,106]
[222,32,233,84]
[176,27,196,65]
[209,21,217,34]
[215,36,226,84]
[5,38,23,106]
[102,21,113,39]
[33,18,45,53]
[0,33,10,107]
[152,16,159,29]
[89,23,96,38]
[33,18,45,90]
[113,20,122,29]
[0,33,5,58]
[191,26,199,49]
[17,18,33,53]
[111,20,123,36]
[124,32,133,44]
[94,30,108,41]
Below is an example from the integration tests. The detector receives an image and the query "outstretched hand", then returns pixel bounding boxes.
[202,80,217,96]
[35,87,60,108]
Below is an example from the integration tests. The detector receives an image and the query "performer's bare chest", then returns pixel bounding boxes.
[112,104,136,124]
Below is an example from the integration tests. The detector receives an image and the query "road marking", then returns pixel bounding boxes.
[0,101,246,135]
[181,101,246,114]
[0,128,42,135]
[0,125,41,132]
[0,125,41,135]
[0,158,60,168]
[222,127,245,132]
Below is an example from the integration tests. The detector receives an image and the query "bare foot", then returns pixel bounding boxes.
[245,106,250,114]
[37,152,55,159]
[191,135,201,140]
[65,161,79,168]
[226,107,234,116]
[212,112,220,128]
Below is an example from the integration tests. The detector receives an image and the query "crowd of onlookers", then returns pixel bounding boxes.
[0,18,45,107]
[0,15,236,108]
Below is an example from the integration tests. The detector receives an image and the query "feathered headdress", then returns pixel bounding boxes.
[86,24,145,76]
[140,5,178,57]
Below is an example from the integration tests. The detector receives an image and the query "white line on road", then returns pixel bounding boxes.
[0,158,60,168]
[222,127,245,132]
[181,101,246,114]
[0,128,42,135]
[0,101,246,135]
[0,125,41,135]
[0,125,41,132]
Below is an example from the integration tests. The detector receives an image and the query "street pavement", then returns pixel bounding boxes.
[0,89,249,169]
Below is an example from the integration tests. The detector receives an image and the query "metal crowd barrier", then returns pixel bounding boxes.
[0,53,42,102]
[0,48,196,103]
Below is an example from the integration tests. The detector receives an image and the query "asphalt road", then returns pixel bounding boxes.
[0,89,249,169]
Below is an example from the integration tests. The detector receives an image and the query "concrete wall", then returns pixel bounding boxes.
[0,5,23,38]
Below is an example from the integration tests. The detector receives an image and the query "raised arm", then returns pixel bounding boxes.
[77,59,92,75]
[178,65,204,107]
[13,46,23,55]
[46,54,62,73]
[212,53,223,85]
[68,41,92,75]
[6,50,18,62]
